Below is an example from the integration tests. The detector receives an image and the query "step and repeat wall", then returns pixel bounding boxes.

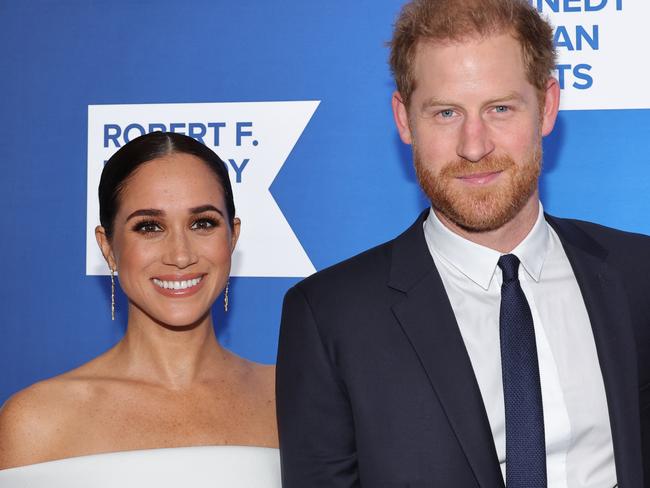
[1,0,649,403]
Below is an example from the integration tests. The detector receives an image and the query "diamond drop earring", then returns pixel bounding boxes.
[110,268,115,321]
[224,280,230,312]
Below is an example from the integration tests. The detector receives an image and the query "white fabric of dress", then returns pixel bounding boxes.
[0,445,281,488]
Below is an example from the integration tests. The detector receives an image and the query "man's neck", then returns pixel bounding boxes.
[434,195,540,254]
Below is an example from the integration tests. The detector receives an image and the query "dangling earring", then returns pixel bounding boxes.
[224,279,230,312]
[110,268,115,321]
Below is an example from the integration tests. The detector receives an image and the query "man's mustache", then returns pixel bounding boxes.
[438,155,516,178]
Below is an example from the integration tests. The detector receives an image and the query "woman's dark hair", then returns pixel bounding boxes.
[98,131,235,238]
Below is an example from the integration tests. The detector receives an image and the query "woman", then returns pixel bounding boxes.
[0,132,280,487]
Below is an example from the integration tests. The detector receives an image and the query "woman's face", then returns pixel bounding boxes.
[96,152,239,328]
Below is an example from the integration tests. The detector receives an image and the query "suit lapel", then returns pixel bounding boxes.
[388,212,505,488]
[548,216,644,488]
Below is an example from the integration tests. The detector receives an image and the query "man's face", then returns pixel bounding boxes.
[393,33,559,233]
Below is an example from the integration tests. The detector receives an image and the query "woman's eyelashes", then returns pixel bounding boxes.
[132,219,163,234]
[190,215,220,231]
[131,214,221,235]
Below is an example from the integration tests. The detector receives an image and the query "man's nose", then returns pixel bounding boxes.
[456,115,495,163]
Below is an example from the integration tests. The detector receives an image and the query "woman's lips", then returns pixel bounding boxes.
[151,274,206,297]
[456,170,503,185]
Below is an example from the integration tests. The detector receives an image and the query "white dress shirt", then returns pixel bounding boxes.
[423,205,617,487]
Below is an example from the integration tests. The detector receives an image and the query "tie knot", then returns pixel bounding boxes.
[498,254,520,282]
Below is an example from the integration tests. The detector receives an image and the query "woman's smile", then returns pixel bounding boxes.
[151,273,207,297]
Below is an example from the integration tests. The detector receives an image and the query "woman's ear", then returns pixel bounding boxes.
[230,218,241,252]
[95,226,117,270]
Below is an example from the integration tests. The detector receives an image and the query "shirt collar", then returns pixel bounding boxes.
[511,204,549,283]
[423,204,550,290]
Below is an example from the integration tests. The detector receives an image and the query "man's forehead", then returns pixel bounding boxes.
[407,34,537,112]
[413,30,520,57]
[411,32,526,83]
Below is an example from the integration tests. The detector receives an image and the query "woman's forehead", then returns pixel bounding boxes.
[117,154,226,213]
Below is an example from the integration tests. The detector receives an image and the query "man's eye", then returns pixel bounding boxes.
[439,109,455,118]
[494,105,509,113]
[191,218,218,230]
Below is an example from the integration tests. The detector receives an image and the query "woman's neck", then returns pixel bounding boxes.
[109,307,228,390]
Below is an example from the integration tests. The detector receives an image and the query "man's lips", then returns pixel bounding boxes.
[455,170,503,185]
[151,273,206,297]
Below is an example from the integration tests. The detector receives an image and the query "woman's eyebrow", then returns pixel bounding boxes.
[125,208,164,222]
[189,204,224,217]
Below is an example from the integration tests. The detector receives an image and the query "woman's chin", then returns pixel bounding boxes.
[131,302,213,331]
[158,310,213,331]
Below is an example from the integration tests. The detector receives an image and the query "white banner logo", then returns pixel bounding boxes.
[87,101,319,277]
[535,0,650,110]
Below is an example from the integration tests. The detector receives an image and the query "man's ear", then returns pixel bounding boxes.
[392,91,413,145]
[541,77,561,137]
[95,226,116,271]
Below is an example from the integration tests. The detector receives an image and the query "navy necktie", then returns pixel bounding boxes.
[498,254,547,487]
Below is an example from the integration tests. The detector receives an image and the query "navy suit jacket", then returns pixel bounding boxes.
[276,211,650,487]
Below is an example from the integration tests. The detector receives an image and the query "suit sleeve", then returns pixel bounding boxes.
[276,285,360,487]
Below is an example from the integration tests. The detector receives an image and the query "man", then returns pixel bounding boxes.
[276,0,650,486]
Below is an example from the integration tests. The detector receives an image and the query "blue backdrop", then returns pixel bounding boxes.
[1,1,649,405]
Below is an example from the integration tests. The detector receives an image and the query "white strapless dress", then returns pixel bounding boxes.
[0,445,281,488]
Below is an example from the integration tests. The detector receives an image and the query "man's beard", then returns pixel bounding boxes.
[414,146,541,233]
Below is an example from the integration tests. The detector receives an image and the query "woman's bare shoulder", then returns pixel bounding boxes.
[246,361,276,410]
[220,355,277,447]
[225,352,275,390]
[0,369,101,469]
[248,360,275,381]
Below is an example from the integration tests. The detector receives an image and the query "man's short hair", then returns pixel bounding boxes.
[389,0,556,107]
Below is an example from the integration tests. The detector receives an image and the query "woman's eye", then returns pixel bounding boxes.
[134,221,162,233]
[191,218,218,231]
